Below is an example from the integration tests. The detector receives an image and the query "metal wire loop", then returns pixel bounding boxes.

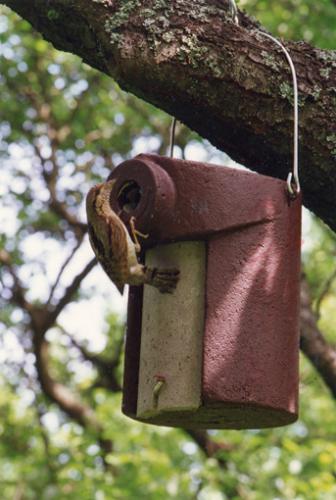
[169,2,300,198]
[258,31,300,197]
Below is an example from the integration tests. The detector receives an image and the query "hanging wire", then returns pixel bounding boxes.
[169,117,177,158]
[258,32,300,197]
[229,0,239,25]
[230,0,300,196]
[169,1,300,197]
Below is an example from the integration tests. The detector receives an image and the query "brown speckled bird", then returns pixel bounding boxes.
[86,180,179,294]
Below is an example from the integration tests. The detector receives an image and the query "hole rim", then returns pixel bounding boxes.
[116,180,142,214]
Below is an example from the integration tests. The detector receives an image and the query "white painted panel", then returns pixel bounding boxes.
[137,241,205,419]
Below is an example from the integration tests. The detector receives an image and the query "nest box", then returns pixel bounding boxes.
[108,154,301,429]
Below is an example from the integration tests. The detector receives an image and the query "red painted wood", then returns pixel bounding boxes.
[109,154,301,429]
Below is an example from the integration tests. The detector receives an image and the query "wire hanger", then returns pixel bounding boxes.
[169,1,300,198]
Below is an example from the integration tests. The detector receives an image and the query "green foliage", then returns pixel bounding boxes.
[241,0,336,48]
[1,2,336,499]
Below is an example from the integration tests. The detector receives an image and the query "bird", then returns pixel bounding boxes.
[86,179,180,294]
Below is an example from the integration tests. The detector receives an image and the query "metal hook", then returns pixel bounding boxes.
[256,32,300,198]
[230,1,301,198]
[168,4,300,198]
[229,0,239,25]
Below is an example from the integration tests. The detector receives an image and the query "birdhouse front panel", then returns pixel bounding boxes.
[137,241,205,418]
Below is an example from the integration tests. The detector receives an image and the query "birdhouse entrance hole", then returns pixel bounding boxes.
[117,180,142,213]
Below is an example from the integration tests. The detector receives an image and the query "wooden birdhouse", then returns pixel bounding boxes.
[107,154,301,429]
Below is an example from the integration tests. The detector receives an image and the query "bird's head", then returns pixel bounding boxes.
[86,179,117,221]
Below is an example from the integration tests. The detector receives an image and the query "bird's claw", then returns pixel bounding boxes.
[129,216,148,253]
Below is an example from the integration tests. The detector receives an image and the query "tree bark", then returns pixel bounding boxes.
[3,0,336,229]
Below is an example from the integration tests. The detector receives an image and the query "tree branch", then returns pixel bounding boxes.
[185,429,233,467]
[39,151,87,239]
[61,328,122,392]
[315,267,336,319]
[33,331,114,464]
[0,251,112,464]
[46,238,84,306]
[22,87,87,239]
[4,0,336,231]
[35,402,57,481]
[185,428,240,496]
[0,250,33,314]
[49,257,96,327]
[33,333,100,429]
[300,277,336,398]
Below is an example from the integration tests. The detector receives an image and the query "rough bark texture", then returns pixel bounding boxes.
[2,0,336,230]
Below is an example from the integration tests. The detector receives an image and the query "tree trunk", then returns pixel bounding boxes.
[3,0,336,229]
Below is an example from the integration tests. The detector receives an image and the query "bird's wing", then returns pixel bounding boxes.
[107,214,129,262]
[106,214,132,295]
